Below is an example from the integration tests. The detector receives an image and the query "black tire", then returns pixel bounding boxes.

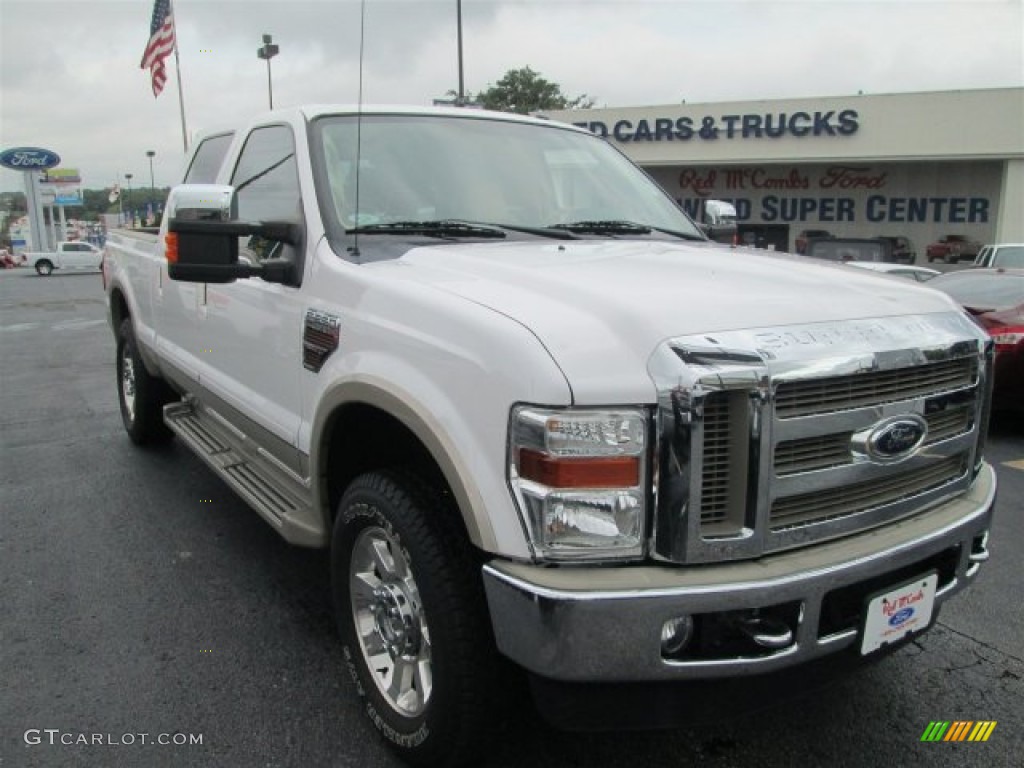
[332,470,500,767]
[35,260,53,276]
[116,318,174,445]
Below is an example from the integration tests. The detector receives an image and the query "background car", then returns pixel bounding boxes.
[926,234,982,263]
[875,235,916,263]
[974,243,1024,269]
[794,228,832,254]
[804,237,893,262]
[927,268,1024,414]
[847,261,939,281]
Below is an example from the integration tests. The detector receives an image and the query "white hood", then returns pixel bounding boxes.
[384,239,962,403]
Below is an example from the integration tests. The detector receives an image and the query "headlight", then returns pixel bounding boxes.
[509,406,648,562]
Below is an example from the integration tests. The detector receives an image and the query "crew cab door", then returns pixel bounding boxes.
[197,124,306,475]
[154,132,235,389]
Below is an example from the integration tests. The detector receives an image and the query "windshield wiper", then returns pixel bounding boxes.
[548,220,704,240]
[347,220,507,239]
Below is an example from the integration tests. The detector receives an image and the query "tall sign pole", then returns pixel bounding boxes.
[25,171,48,252]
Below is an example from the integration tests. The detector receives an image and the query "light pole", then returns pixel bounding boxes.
[257,34,279,110]
[146,151,156,226]
[146,150,156,194]
[125,173,133,228]
[456,0,465,105]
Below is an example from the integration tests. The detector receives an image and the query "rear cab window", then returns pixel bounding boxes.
[184,132,235,184]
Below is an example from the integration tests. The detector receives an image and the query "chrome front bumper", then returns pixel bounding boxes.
[483,464,995,682]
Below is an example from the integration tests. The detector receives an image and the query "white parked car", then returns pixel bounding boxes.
[25,241,103,276]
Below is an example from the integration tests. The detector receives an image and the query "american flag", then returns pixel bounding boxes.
[140,0,175,97]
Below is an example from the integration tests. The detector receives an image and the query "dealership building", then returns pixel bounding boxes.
[545,87,1023,254]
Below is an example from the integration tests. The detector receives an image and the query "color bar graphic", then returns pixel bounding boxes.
[920,720,996,742]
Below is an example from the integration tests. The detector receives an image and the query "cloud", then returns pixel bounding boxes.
[1,0,1021,192]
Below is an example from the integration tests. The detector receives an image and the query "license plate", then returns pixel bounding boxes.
[860,572,938,655]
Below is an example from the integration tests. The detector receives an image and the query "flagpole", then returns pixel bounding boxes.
[174,46,188,152]
[170,0,188,152]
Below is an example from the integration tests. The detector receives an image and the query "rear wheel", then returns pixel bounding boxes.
[116,318,174,445]
[35,260,53,276]
[332,470,500,767]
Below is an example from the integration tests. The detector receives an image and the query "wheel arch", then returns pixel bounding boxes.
[312,381,498,554]
[108,281,161,376]
[109,284,131,334]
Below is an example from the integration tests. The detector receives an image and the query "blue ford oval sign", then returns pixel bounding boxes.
[0,146,61,171]
[866,415,928,462]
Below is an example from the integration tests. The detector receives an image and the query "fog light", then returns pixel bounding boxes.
[660,615,694,656]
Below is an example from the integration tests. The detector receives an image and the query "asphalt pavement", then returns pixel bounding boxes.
[1,266,1021,768]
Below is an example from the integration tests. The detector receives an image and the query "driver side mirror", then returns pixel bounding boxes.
[166,184,300,284]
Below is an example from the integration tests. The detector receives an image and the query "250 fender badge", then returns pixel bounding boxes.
[853,414,928,463]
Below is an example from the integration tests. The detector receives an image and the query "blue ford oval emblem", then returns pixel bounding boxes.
[889,607,915,627]
[0,146,61,171]
[866,415,927,462]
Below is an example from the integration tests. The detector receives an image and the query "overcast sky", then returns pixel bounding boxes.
[1,0,1022,194]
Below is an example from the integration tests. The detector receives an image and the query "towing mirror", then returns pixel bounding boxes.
[165,184,300,284]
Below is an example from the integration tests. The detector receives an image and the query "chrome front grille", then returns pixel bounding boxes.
[650,312,990,565]
[774,356,977,418]
[770,454,968,530]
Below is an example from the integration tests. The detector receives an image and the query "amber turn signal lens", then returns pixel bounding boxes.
[518,448,639,488]
[165,232,179,263]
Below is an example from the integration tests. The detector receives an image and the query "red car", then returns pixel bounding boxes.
[926,234,982,263]
[928,268,1024,414]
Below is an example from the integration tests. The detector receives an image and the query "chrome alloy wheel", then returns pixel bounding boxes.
[350,526,433,717]
[121,347,137,422]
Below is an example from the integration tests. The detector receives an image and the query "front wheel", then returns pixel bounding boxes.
[35,260,53,276]
[332,471,500,767]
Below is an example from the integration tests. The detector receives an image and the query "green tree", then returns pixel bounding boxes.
[472,67,594,114]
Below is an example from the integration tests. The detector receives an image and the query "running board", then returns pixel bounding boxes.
[163,400,326,547]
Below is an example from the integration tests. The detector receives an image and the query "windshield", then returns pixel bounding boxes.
[311,114,702,240]
[992,246,1024,268]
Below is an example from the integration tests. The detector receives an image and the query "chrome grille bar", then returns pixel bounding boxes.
[770,454,967,530]
[775,356,977,418]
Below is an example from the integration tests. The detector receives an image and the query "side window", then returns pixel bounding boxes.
[230,125,302,263]
[183,133,234,184]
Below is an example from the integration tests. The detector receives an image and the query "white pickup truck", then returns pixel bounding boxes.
[104,105,997,766]
[26,240,102,275]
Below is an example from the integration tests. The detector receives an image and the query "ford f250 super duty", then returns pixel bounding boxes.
[104,105,997,766]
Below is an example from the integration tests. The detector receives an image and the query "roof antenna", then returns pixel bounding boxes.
[349,0,367,260]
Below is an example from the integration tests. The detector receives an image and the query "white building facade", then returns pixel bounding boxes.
[545,88,1023,254]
